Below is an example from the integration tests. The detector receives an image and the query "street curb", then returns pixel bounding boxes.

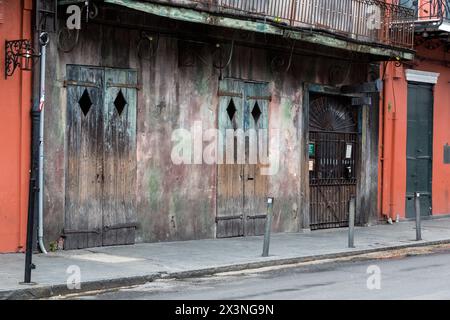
[2,238,450,299]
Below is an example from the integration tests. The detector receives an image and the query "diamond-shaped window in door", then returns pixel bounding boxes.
[114,90,127,116]
[251,102,262,124]
[226,99,237,121]
[78,89,93,116]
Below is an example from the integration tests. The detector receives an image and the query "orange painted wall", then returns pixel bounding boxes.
[0,0,32,252]
[380,40,450,219]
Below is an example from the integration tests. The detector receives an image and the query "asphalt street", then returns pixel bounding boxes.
[58,248,450,300]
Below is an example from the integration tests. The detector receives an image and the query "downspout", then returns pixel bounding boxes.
[388,62,398,223]
[381,61,397,223]
[389,109,397,222]
[38,32,49,254]
[379,62,386,221]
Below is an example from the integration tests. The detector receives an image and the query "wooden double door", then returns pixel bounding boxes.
[64,65,138,249]
[216,79,270,238]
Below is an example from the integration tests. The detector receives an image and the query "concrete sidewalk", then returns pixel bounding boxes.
[2,217,450,299]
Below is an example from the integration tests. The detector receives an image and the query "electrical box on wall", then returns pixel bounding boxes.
[444,144,450,164]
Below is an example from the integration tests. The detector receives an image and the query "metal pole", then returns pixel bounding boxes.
[262,198,274,257]
[38,32,49,254]
[348,196,356,248]
[23,106,40,284]
[24,172,36,283]
[415,192,422,241]
[23,33,49,284]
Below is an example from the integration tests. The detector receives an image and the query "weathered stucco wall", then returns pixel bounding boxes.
[43,7,372,246]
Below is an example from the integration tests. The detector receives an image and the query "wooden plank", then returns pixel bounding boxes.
[244,81,269,236]
[64,65,104,249]
[217,78,244,238]
[301,84,311,230]
[102,68,138,246]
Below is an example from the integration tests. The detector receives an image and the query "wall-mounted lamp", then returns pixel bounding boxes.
[5,39,40,79]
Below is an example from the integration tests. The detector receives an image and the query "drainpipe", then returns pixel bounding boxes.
[382,61,397,223]
[38,32,49,254]
[389,109,397,222]
[379,62,386,220]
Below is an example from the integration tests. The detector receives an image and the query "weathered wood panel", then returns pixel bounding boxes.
[102,68,138,246]
[217,79,270,237]
[243,82,269,236]
[217,79,245,238]
[64,66,104,249]
[64,66,138,249]
[42,7,377,247]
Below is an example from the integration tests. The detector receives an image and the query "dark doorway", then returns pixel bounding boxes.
[406,82,433,218]
[309,95,359,230]
[64,65,138,249]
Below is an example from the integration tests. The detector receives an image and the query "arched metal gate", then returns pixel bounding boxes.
[309,95,358,230]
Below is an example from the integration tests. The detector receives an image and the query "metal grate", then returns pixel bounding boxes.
[309,95,358,230]
[309,131,358,230]
[393,0,450,23]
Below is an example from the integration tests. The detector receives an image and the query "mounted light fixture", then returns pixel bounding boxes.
[4,39,40,79]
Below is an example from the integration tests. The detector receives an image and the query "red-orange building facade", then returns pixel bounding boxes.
[380,0,450,220]
[0,0,32,252]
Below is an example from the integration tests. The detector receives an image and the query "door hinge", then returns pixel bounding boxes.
[103,223,138,232]
[63,80,100,88]
[218,91,242,98]
[106,82,141,90]
[216,215,244,222]
[63,228,101,235]
[246,95,272,101]
[246,214,267,220]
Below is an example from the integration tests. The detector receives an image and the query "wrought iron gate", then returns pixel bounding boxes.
[309,96,358,230]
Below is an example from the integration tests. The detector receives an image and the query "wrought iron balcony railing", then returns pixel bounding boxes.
[394,0,450,29]
[176,0,415,48]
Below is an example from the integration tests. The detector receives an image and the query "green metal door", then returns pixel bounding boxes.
[406,82,433,218]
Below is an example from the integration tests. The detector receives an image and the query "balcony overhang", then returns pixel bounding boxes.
[440,21,450,32]
[59,0,415,61]
[414,18,450,33]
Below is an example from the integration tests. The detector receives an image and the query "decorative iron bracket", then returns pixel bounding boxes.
[4,39,40,79]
